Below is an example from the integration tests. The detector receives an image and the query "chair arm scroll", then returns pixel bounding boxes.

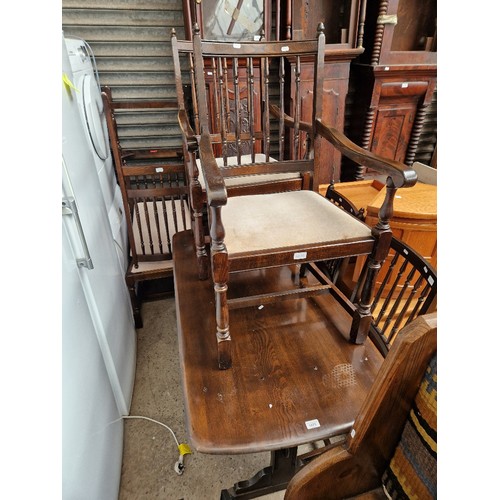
[315,120,418,189]
[198,131,227,207]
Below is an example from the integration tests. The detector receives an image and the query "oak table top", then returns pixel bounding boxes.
[367,182,437,221]
[173,230,384,455]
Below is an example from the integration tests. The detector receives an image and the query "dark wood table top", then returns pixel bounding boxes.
[173,230,384,455]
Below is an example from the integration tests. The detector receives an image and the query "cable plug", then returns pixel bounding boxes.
[174,453,185,475]
[174,443,192,475]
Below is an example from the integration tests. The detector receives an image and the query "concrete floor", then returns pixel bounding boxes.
[118,297,286,500]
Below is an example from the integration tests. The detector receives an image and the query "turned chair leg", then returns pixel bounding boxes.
[210,205,232,369]
[187,150,210,280]
[214,278,231,369]
[350,187,395,344]
[349,256,379,344]
[193,206,210,280]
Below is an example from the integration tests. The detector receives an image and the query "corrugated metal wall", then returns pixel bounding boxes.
[62,0,186,152]
[62,1,437,166]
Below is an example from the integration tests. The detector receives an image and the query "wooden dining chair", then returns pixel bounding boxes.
[320,236,437,357]
[102,86,191,327]
[172,23,418,369]
[284,312,437,499]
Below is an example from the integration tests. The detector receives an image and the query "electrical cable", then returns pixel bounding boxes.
[115,415,192,475]
[121,415,180,447]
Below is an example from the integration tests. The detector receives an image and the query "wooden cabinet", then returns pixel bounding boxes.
[345,0,437,180]
[278,0,367,184]
[287,54,353,183]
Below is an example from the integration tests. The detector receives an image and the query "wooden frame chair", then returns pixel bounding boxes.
[320,242,436,360]
[102,86,191,327]
[172,24,418,369]
[284,312,437,499]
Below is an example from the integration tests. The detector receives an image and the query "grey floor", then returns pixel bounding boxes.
[118,297,286,500]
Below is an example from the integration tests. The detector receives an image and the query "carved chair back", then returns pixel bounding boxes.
[172,25,326,185]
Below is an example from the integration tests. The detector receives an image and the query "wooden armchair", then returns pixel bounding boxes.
[284,312,437,499]
[172,24,418,369]
[102,87,191,327]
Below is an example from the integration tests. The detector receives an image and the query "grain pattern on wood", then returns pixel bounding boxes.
[173,230,384,454]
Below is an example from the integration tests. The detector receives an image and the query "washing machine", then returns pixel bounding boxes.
[64,35,128,273]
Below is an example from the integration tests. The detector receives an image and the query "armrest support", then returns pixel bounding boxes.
[315,119,417,189]
[198,131,227,207]
[178,109,198,152]
[269,104,313,135]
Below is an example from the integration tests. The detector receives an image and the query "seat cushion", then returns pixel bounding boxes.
[223,190,372,256]
[196,153,300,189]
[381,354,437,499]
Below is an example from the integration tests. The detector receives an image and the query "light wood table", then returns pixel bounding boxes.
[321,180,437,270]
[365,182,437,268]
[173,230,384,498]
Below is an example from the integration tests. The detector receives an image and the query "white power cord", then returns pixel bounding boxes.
[118,415,192,475]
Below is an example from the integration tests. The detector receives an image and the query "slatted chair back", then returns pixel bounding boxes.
[365,237,437,355]
[322,186,437,357]
[321,238,437,358]
[102,86,191,327]
[172,26,323,182]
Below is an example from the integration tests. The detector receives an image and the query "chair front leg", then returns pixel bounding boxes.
[187,150,209,280]
[350,186,396,344]
[350,256,381,344]
[210,205,232,369]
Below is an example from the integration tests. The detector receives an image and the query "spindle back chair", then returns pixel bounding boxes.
[102,86,191,327]
[172,24,418,369]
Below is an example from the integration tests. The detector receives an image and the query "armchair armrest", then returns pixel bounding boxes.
[198,131,227,207]
[178,108,198,152]
[315,120,417,189]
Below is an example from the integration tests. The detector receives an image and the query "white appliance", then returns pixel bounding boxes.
[64,35,128,273]
[62,32,136,500]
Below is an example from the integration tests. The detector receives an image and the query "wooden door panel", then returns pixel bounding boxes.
[295,73,347,182]
[371,101,416,162]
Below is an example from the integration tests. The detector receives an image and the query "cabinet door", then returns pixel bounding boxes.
[291,60,350,183]
[368,80,430,164]
[371,99,416,162]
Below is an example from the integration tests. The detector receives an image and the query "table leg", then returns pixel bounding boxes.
[220,447,301,499]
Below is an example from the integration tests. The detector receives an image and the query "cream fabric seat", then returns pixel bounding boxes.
[196,153,300,190]
[224,190,372,256]
[129,198,191,273]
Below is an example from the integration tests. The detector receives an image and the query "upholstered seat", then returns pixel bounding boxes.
[224,191,372,255]
[128,198,191,274]
[196,153,300,190]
